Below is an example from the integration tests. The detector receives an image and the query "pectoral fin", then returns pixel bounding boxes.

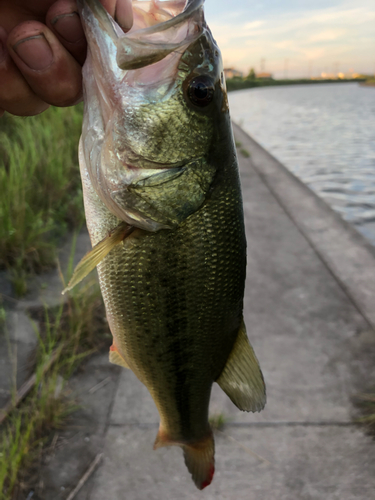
[216,320,266,412]
[62,222,133,294]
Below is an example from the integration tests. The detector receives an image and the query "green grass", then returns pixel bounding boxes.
[240,148,250,158]
[354,393,375,433]
[0,272,110,499]
[0,372,75,500]
[209,413,229,431]
[0,106,84,295]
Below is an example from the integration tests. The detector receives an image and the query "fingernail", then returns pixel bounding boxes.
[13,34,53,70]
[51,12,85,44]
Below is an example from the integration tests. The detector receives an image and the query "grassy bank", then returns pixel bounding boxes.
[0,274,110,500]
[226,77,366,92]
[361,78,375,87]
[0,106,113,498]
[0,106,84,295]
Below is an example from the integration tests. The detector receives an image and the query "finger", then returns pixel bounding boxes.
[7,21,82,107]
[46,0,87,65]
[0,27,49,116]
[101,0,133,31]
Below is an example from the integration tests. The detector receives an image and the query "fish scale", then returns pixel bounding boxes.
[88,160,244,438]
[69,0,266,489]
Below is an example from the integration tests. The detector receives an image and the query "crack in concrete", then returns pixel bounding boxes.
[108,421,356,428]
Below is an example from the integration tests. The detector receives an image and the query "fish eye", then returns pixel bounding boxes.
[187,76,215,108]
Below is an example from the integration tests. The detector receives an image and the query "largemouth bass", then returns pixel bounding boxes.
[69,0,266,489]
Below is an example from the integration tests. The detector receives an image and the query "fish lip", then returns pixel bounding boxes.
[79,0,207,78]
[79,0,205,39]
[116,0,206,71]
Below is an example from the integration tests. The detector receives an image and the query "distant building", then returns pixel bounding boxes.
[224,68,244,79]
[256,72,273,80]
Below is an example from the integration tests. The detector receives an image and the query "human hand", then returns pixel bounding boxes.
[0,0,133,117]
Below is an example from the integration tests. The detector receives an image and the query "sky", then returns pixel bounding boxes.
[203,0,375,78]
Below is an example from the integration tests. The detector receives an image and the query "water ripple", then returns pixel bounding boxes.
[229,83,375,245]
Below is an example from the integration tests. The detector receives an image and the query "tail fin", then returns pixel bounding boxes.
[183,435,215,490]
[154,427,215,490]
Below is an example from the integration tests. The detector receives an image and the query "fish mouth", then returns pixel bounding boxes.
[129,0,204,34]
[80,0,205,72]
[116,0,204,71]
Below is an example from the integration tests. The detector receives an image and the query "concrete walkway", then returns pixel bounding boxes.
[3,125,374,499]
[70,125,375,500]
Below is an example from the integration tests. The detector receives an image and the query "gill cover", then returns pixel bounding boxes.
[78,0,221,233]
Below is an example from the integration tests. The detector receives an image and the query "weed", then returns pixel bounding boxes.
[0,276,110,499]
[235,141,242,147]
[209,413,229,431]
[240,148,251,158]
[354,392,375,434]
[0,373,75,499]
[9,268,28,298]
[0,305,5,326]
[0,106,84,296]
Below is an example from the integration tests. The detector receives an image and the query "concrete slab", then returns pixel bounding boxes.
[85,425,375,500]
[19,228,92,310]
[75,129,375,497]
[110,369,159,426]
[101,145,374,431]
[0,228,92,416]
[34,352,121,500]
[233,123,375,330]
[10,128,375,498]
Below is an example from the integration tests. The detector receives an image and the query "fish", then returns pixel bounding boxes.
[68,0,266,489]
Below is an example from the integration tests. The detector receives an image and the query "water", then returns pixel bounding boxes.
[228,83,375,246]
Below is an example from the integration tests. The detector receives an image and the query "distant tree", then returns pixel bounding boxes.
[247,68,256,81]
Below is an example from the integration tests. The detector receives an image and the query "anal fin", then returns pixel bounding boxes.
[109,344,130,369]
[216,319,266,412]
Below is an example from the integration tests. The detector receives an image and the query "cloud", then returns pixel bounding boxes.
[308,30,347,43]
[207,2,375,76]
[244,20,265,30]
